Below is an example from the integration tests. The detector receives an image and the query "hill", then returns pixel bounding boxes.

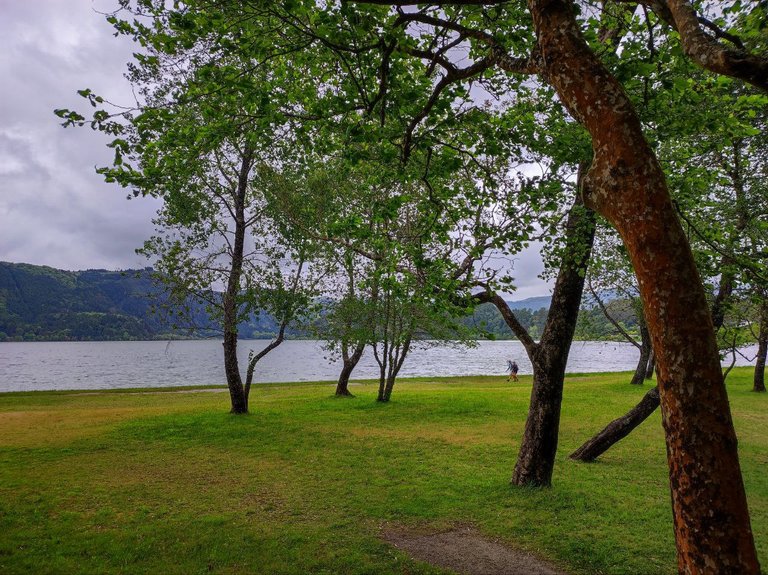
[0,262,288,341]
[0,262,553,342]
[0,262,173,341]
[504,295,551,311]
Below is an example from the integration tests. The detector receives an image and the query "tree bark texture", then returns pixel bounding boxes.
[570,386,660,461]
[660,0,768,92]
[511,193,596,487]
[528,1,759,572]
[754,299,767,393]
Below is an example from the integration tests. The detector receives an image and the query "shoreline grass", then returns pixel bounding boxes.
[0,368,765,574]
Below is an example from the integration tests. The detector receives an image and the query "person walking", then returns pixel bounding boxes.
[507,360,519,382]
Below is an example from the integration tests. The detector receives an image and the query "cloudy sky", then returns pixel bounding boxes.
[0,0,551,299]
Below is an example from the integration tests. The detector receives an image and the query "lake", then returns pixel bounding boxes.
[0,339,760,393]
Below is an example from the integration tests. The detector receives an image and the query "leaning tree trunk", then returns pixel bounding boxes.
[529,1,759,571]
[570,387,660,461]
[630,318,652,386]
[336,342,365,396]
[754,299,767,393]
[511,192,596,487]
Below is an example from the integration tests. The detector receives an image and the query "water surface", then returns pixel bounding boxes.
[0,339,759,393]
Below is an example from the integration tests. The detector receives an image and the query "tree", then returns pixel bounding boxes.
[473,168,596,486]
[583,226,655,386]
[526,4,760,565]
[323,253,371,397]
[63,0,768,570]
[754,295,768,392]
[57,11,326,414]
[337,0,765,570]
[572,31,768,461]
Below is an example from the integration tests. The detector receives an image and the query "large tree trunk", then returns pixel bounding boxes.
[511,194,595,487]
[570,387,660,461]
[754,299,767,393]
[336,342,365,396]
[529,1,759,571]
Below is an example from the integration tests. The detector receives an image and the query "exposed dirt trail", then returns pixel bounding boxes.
[383,527,569,575]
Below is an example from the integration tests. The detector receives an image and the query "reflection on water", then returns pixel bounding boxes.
[0,339,759,393]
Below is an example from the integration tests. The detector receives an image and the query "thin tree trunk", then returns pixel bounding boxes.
[570,387,660,461]
[223,149,254,415]
[374,340,388,402]
[645,350,655,380]
[242,257,305,410]
[336,342,365,396]
[754,299,767,393]
[244,323,286,411]
[529,0,759,570]
[382,375,396,402]
[382,333,411,402]
[630,319,652,386]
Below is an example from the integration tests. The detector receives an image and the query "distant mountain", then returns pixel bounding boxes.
[0,262,169,341]
[504,295,551,311]
[0,261,555,342]
[0,262,288,342]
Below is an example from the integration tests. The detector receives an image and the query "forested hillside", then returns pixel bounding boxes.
[0,263,162,341]
[0,262,565,342]
[0,262,282,341]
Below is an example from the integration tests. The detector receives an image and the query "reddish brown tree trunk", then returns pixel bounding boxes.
[528,1,759,572]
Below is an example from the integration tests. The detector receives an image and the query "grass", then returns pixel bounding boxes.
[0,368,766,574]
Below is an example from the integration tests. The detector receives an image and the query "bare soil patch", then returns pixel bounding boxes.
[382,526,569,575]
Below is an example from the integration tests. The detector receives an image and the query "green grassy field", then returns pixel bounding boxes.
[0,368,765,574]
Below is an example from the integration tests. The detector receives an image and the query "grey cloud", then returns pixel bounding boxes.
[0,0,551,297]
[0,0,160,271]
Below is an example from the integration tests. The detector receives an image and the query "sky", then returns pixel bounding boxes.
[0,0,551,299]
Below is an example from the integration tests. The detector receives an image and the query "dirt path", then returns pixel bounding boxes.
[382,526,569,575]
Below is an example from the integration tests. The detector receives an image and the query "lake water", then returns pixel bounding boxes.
[0,339,760,393]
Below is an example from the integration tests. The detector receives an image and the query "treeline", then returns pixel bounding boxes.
[0,262,284,342]
[1,262,566,342]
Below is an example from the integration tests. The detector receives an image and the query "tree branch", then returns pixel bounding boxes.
[635,0,768,91]
[474,289,537,350]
